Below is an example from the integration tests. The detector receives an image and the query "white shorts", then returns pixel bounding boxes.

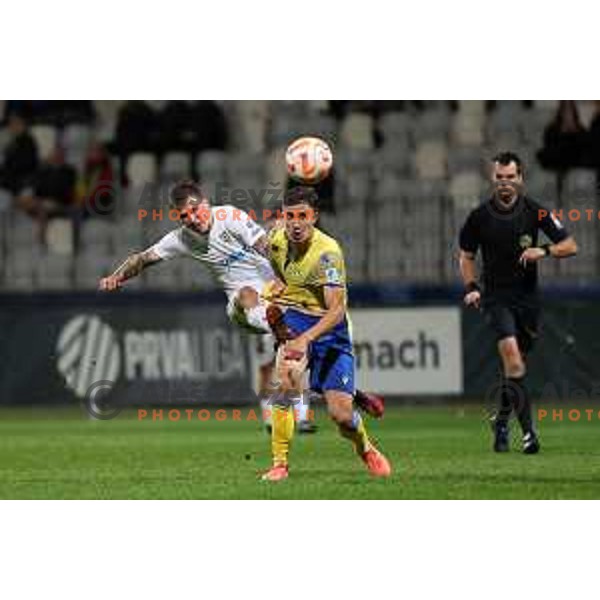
[226,287,272,334]
[226,286,276,368]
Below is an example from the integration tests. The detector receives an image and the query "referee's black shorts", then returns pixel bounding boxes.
[482,292,540,354]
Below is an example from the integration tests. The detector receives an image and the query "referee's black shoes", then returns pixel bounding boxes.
[493,422,510,453]
[522,431,541,454]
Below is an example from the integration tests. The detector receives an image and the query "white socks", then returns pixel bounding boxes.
[295,392,310,422]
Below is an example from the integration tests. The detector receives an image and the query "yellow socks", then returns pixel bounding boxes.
[271,404,295,466]
[338,411,371,456]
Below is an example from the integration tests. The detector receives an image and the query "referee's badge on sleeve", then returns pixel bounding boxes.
[519,234,532,249]
[325,267,341,284]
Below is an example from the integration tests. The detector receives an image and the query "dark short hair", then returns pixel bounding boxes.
[169,179,203,208]
[492,151,524,176]
[283,186,318,209]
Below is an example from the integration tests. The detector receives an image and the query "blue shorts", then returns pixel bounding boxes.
[281,308,355,395]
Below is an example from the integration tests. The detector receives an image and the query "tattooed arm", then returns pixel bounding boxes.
[99,249,162,291]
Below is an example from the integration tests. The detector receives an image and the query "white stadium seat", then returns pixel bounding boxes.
[413,108,451,141]
[83,220,114,252]
[451,112,485,147]
[75,252,115,290]
[457,100,486,116]
[197,150,227,181]
[449,172,484,210]
[447,146,483,174]
[234,101,269,153]
[342,172,372,203]
[266,147,288,191]
[30,125,58,158]
[415,140,448,180]
[161,152,192,180]
[46,218,75,256]
[374,173,403,204]
[379,112,412,146]
[340,113,375,150]
[126,153,157,187]
[36,254,72,290]
[375,145,412,178]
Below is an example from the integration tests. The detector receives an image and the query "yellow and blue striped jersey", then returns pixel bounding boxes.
[267,226,347,315]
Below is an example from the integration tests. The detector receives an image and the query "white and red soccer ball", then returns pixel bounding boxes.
[285,136,333,184]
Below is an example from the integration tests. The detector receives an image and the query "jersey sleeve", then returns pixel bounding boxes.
[538,206,569,244]
[148,230,188,261]
[312,247,347,288]
[266,228,282,276]
[459,211,481,254]
[227,206,266,247]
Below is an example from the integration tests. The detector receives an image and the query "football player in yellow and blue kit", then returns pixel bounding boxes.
[261,186,392,481]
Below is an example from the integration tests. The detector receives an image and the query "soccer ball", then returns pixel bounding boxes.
[285,136,333,184]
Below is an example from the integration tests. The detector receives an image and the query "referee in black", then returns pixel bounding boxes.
[458,152,578,453]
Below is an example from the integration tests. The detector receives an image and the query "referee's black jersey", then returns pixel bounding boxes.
[459,195,569,295]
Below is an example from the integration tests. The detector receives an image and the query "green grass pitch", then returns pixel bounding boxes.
[1,405,599,499]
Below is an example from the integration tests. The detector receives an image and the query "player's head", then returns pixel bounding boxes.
[169,179,212,234]
[491,152,524,207]
[7,112,27,135]
[282,186,318,244]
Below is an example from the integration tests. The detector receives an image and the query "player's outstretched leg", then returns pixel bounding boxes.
[354,389,385,419]
[326,390,391,477]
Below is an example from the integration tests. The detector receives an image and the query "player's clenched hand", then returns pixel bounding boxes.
[284,335,309,360]
[464,290,481,309]
[98,275,124,292]
[519,247,546,266]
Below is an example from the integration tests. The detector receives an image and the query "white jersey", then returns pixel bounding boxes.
[150,205,275,300]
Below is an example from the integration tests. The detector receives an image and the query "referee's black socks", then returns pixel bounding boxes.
[504,376,534,434]
[497,381,513,428]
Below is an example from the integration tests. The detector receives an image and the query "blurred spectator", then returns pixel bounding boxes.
[586,101,600,172]
[114,101,160,156]
[537,100,588,171]
[78,142,115,217]
[156,100,229,154]
[54,101,95,126]
[329,100,456,120]
[113,101,160,184]
[3,101,95,126]
[3,101,37,123]
[486,100,533,112]
[17,147,77,244]
[187,101,228,153]
[160,100,193,152]
[0,113,39,195]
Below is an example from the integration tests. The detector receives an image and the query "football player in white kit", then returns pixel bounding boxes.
[99,180,316,432]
